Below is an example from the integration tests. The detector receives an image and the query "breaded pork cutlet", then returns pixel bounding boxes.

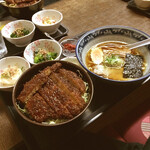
[46,78,81,116]
[59,69,86,94]
[25,93,57,122]
[50,72,86,111]
[14,0,33,4]
[17,63,61,104]
[56,72,81,96]
[39,85,72,119]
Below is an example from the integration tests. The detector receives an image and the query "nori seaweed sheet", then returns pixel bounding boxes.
[123,54,143,78]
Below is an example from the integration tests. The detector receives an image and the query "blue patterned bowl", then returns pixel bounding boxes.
[76,25,150,84]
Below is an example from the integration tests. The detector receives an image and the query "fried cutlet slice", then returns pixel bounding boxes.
[25,93,57,122]
[59,69,86,94]
[50,72,86,111]
[17,63,62,104]
[56,72,81,96]
[39,86,72,119]
[46,79,80,116]
[5,0,15,4]
[14,0,33,4]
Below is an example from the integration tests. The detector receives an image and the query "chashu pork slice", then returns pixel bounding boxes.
[17,63,62,104]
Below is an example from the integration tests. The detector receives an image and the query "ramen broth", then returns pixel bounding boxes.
[86,41,146,81]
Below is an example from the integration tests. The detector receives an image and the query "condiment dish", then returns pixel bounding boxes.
[60,38,77,57]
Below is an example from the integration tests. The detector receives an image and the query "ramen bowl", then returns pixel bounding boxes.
[12,60,93,126]
[76,25,150,84]
[1,20,35,47]
[32,9,63,34]
[0,0,44,19]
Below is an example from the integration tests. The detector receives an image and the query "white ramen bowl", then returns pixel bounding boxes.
[1,20,35,47]
[76,25,150,84]
[24,39,62,65]
[0,56,30,91]
[32,9,63,34]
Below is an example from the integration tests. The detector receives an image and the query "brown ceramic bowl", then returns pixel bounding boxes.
[12,60,94,126]
[0,0,44,19]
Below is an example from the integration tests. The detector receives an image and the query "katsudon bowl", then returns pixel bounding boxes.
[12,60,93,126]
[76,25,150,85]
[0,0,44,19]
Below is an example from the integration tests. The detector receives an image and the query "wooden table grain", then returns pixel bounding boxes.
[1,0,150,149]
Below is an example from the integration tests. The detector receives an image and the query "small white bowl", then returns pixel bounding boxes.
[61,57,81,66]
[1,20,35,47]
[134,0,150,10]
[32,9,63,34]
[24,39,62,65]
[0,56,30,91]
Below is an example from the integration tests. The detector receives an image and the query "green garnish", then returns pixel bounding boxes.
[82,82,89,103]
[104,54,124,68]
[1,72,10,79]
[34,48,57,63]
[10,28,30,38]
[16,104,27,114]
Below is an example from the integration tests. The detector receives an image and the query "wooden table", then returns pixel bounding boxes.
[1,0,150,149]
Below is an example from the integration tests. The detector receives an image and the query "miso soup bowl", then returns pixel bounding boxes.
[76,25,150,84]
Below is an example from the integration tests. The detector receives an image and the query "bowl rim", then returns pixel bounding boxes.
[12,60,94,126]
[76,25,150,83]
[24,39,62,65]
[1,19,36,39]
[32,9,63,27]
[0,56,31,89]
[0,0,43,8]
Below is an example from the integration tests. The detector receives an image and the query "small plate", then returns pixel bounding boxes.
[61,56,81,66]
[60,38,77,57]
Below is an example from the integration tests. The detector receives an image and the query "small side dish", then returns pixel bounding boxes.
[1,20,35,47]
[10,28,30,38]
[60,39,77,57]
[0,56,30,91]
[34,48,57,63]
[86,41,146,81]
[24,39,62,65]
[0,65,23,86]
[32,9,63,34]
